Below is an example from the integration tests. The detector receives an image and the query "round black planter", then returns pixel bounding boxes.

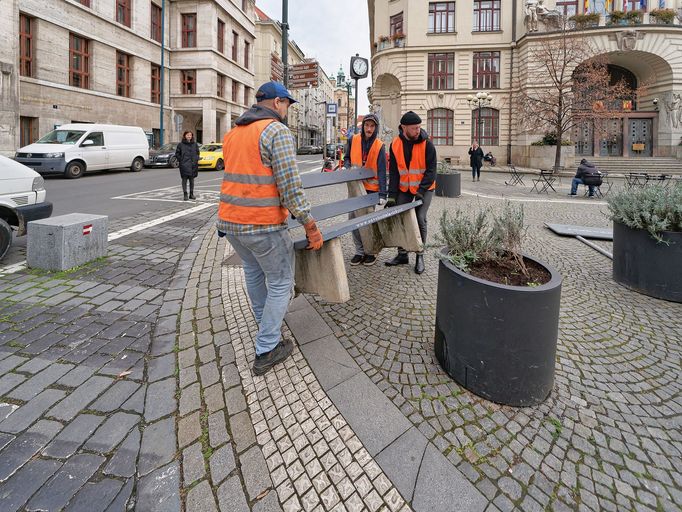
[435,172,461,197]
[434,251,562,407]
[613,221,682,303]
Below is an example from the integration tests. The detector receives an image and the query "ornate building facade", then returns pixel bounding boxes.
[368,0,682,165]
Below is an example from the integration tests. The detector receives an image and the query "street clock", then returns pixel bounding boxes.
[350,56,369,79]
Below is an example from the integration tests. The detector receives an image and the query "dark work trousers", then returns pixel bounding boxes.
[396,189,433,255]
[472,164,482,180]
[181,176,195,196]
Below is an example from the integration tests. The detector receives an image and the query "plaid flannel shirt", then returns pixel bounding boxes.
[217,122,312,236]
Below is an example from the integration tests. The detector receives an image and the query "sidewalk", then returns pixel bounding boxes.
[0,176,680,512]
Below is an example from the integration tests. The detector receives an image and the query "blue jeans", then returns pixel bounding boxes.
[571,177,595,196]
[225,230,295,356]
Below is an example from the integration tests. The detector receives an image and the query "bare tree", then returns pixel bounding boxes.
[515,24,640,169]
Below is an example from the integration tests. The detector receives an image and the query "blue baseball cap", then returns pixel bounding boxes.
[255,81,297,104]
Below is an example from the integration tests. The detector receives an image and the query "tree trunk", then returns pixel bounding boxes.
[554,128,563,170]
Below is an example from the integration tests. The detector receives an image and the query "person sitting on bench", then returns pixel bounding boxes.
[569,159,600,197]
[343,113,387,266]
[385,111,437,275]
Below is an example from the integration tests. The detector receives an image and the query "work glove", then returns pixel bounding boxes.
[384,197,396,209]
[378,197,387,206]
[303,220,324,250]
[415,192,424,201]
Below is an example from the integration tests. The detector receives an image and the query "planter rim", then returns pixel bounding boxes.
[438,247,562,291]
[613,220,682,240]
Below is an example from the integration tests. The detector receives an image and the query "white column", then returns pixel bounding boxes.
[202,101,217,143]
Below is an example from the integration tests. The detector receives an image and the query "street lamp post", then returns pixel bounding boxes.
[345,81,352,136]
[466,92,493,144]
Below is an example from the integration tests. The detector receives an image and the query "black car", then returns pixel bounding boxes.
[297,145,317,155]
[145,142,179,168]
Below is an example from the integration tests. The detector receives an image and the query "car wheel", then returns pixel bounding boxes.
[169,156,179,168]
[130,157,144,172]
[216,159,224,171]
[0,218,12,261]
[64,161,85,179]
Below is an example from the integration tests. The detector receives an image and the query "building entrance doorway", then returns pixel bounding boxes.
[575,122,593,156]
[629,118,653,157]
[599,119,623,156]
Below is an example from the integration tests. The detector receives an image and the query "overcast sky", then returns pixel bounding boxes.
[255,0,372,114]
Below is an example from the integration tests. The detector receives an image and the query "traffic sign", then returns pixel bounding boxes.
[288,61,319,89]
[340,128,347,136]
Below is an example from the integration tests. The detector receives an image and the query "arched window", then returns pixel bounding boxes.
[428,108,453,146]
[471,107,499,146]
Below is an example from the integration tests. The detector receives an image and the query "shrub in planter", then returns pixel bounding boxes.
[650,8,676,24]
[433,202,562,406]
[435,161,460,198]
[607,185,682,302]
[569,13,600,28]
[607,10,626,25]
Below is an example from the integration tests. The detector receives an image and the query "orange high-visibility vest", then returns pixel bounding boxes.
[350,134,383,192]
[391,137,434,194]
[218,119,288,225]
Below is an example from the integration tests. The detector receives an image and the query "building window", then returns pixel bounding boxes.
[69,33,90,89]
[242,0,248,11]
[151,3,162,42]
[472,107,499,145]
[116,0,131,27]
[473,0,500,32]
[151,64,160,103]
[217,20,225,53]
[78,0,91,6]
[20,116,38,147]
[428,2,456,33]
[244,41,250,68]
[182,14,197,48]
[232,80,238,102]
[217,73,225,97]
[390,12,403,36]
[232,31,238,61]
[19,14,33,78]
[182,70,196,94]
[244,86,250,106]
[473,51,500,89]
[428,108,453,146]
[556,1,578,16]
[622,1,638,11]
[428,53,454,90]
[116,51,131,97]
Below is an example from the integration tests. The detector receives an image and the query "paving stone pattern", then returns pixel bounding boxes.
[0,205,211,512]
[303,174,682,512]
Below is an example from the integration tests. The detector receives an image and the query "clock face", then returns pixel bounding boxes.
[352,58,368,76]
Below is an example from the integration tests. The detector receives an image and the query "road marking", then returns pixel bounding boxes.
[0,203,215,276]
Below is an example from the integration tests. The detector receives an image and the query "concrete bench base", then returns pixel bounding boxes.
[27,213,108,271]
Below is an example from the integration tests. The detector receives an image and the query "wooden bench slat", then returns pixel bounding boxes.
[292,200,422,250]
[300,168,375,189]
[288,194,379,227]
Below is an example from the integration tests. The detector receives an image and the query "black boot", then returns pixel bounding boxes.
[385,253,409,266]
[183,192,188,201]
[189,192,196,200]
[414,254,425,274]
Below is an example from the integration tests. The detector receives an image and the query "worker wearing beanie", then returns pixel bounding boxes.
[384,111,437,275]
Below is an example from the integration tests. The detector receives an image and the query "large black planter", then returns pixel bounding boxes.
[434,251,562,407]
[435,172,461,198]
[613,221,682,303]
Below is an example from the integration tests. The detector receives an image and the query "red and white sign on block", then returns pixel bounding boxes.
[82,224,93,235]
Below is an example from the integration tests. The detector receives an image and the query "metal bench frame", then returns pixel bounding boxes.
[289,168,423,303]
[505,164,524,186]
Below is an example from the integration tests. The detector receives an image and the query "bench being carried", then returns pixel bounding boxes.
[289,168,422,303]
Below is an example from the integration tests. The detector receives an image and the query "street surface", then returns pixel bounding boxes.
[0,165,680,512]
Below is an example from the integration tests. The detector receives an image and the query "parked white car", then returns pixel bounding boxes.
[15,123,149,179]
[0,155,53,260]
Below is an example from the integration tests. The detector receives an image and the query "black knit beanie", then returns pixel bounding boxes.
[400,111,421,125]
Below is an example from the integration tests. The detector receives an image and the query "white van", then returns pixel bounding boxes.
[15,123,149,179]
[0,155,53,260]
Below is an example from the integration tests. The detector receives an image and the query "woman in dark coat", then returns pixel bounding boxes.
[175,131,200,200]
[468,141,484,182]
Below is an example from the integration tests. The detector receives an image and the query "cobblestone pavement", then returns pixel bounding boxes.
[0,173,680,511]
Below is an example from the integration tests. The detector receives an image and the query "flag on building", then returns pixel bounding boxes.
[584,0,590,12]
